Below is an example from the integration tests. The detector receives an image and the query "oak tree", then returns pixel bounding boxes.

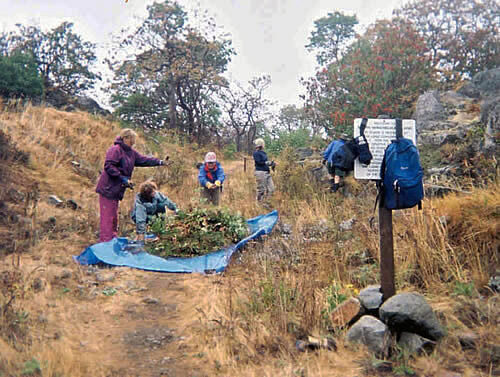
[306,11,358,65]
[8,22,99,95]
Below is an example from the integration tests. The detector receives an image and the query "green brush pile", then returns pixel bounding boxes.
[146,207,249,257]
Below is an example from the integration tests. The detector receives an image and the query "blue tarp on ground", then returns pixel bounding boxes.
[74,210,278,273]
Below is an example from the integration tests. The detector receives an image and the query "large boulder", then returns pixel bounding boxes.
[415,68,499,148]
[296,147,314,161]
[74,95,111,116]
[45,89,110,116]
[414,89,480,146]
[45,88,69,108]
[413,90,447,134]
[346,315,391,356]
[398,332,436,355]
[481,97,500,156]
[458,67,500,99]
[417,123,469,146]
[358,285,383,312]
[470,67,500,98]
[330,297,363,327]
[379,292,445,341]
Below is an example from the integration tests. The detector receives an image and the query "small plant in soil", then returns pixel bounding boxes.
[146,207,249,257]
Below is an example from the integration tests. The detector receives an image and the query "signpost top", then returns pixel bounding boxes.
[354,118,416,180]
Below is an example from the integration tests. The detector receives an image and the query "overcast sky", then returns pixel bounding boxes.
[0,0,405,108]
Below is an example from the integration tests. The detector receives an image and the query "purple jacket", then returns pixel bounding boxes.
[95,136,162,200]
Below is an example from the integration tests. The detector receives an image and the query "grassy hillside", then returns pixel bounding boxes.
[0,104,498,377]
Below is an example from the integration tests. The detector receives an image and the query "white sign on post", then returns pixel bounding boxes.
[354,118,416,180]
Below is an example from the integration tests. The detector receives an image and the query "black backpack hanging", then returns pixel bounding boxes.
[334,138,358,171]
[356,118,373,165]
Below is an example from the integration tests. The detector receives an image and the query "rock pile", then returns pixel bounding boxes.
[330,286,445,356]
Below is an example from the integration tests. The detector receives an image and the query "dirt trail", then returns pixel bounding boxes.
[62,264,216,377]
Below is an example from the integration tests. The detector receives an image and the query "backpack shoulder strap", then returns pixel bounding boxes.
[373,143,390,212]
[360,117,368,137]
[395,118,403,139]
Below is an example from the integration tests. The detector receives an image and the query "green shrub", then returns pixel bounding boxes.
[452,281,476,297]
[264,128,311,156]
[21,358,41,376]
[222,143,237,160]
[0,53,43,99]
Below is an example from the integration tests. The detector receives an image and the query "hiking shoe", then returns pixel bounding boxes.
[330,183,340,193]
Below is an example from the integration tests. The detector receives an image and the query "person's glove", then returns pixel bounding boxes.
[121,177,135,189]
[205,182,214,189]
[322,159,327,165]
[159,155,170,166]
[215,180,221,187]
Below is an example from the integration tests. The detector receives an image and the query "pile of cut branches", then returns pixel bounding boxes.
[146,207,249,257]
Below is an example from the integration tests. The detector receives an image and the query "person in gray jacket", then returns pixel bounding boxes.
[131,180,178,241]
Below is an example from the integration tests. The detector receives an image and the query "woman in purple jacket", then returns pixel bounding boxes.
[95,129,167,242]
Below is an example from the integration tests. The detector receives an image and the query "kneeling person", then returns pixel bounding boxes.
[198,152,225,205]
[132,181,178,241]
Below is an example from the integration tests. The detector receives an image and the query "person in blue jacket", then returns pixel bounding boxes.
[131,180,178,241]
[198,152,225,205]
[322,134,348,192]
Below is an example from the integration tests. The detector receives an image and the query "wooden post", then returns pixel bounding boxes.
[243,157,247,172]
[379,205,395,300]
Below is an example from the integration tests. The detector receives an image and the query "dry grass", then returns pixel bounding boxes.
[0,103,498,376]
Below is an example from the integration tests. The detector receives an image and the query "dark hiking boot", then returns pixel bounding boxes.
[330,183,340,193]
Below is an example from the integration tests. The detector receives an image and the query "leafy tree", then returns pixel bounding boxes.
[261,104,320,154]
[393,0,500,81]
[306,11,358,65]
[8,22,99,95]
[300,73,338,135]
[109,0,233,142]
[274,105,309,133]
[218,76,273,153]
[0,52,43,99]
[114,93,162,128]
[303,20,434,135]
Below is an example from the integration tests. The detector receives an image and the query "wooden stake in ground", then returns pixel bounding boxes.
[379,203,395,300]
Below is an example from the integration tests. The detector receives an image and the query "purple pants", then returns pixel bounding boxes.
[99,195,119,242]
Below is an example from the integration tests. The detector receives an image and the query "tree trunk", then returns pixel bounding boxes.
[247,124,257,154]
[235,132,243,152]
[168,75,177,130]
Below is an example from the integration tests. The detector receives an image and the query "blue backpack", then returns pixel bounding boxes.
[380,119,424,210]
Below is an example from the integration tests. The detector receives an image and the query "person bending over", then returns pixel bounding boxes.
[198,152,225,205]
[131,180,178,241]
